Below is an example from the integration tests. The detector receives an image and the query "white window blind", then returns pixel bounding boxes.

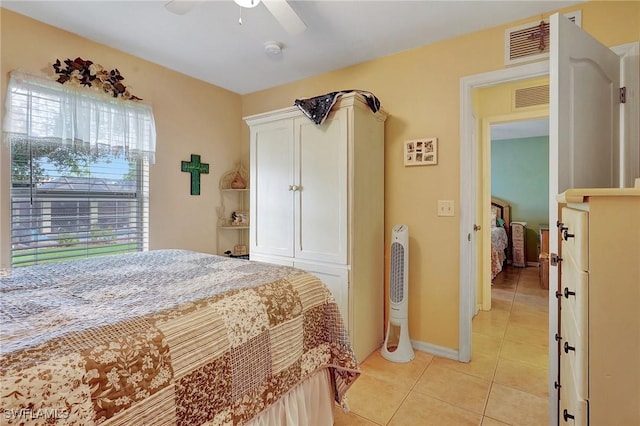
[3,71,155,267]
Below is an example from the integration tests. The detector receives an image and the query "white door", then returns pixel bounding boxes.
[250,119,295,257]
[294,108,348,264]
[548,12,620,425]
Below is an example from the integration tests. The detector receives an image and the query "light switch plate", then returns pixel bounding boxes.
[437,200,455,217]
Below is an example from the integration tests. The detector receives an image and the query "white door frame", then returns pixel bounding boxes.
[459,41,638,363]
[459,60,548,363]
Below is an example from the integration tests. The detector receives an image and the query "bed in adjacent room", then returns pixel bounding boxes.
[490,198,511,281]
[0,250,358,425]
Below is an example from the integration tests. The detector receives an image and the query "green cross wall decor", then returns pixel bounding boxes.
[181,154,210,195]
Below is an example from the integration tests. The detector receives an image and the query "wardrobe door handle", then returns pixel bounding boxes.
[563,409,575,422]
[554,381,562,390]
[555,333,563,342]
[564,288,576,298]
[564,341,575,353]
[563,229,575,240]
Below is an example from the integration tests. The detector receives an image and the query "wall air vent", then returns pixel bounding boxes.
[505,11,581,66]
[513,84,550,109]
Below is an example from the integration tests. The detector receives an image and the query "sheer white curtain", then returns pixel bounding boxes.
[2,70,156,163]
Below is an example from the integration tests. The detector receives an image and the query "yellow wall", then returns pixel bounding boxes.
[0,8,244,267]
[1,2,638,351]
[242,1,638,350]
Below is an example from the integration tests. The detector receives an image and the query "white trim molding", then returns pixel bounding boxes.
[459,61,549,363]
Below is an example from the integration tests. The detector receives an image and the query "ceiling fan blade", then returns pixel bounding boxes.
[164,0,204,15]
[262,0,307,35]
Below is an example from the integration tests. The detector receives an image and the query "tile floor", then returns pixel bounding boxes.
[335,266,550,426]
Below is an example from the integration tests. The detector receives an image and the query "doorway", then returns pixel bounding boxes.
[458,61,549,364]
[479,113,549,312]
[459,41,638,363]
[460,42,638,426]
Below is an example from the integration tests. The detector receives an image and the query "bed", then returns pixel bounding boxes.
[490,197,511,281]
[0,250,358,425]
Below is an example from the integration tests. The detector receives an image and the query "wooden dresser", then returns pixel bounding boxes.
[538,226,549,289]
[556,188,640,425]
[511,221,527,267]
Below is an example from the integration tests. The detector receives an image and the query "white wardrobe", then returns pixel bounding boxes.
[244,93,387,361]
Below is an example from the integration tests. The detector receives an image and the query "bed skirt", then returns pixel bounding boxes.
[246,368,334,426]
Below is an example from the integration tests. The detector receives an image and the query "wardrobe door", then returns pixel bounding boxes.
[293,108,348,264]
[250,119,295,257]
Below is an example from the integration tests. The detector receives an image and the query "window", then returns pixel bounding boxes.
[3,71,155,267]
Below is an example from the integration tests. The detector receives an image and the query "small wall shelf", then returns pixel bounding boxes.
[216,164,249,258]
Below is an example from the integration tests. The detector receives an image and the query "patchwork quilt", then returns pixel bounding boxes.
[0,250,359,425]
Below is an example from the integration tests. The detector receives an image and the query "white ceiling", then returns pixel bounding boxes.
[2,0,584,95]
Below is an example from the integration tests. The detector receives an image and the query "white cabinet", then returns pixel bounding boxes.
[556,187,640,426]
[245,93,387,361]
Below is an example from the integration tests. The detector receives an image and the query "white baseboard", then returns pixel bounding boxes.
[411,339,460,362]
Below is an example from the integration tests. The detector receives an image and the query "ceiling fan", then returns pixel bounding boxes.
[165,0,307,35]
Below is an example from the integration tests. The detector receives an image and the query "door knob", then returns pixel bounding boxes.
[550,253,562,266]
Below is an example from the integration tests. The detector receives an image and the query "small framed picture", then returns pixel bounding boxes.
[404,137,437,166]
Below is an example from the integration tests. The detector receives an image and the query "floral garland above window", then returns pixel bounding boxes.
[53,57,142,101]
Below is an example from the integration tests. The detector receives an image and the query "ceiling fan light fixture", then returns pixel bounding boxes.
[234,0,261,8]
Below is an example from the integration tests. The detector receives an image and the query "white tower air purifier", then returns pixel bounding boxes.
[381,224,415,363]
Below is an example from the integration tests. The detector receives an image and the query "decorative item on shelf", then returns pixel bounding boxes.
[223,250,250,260]
[220,163,249,190]
[231,211,249,226]
[52,57,142,101]
[230,171,247,189]
[404,137,437,166]
[233,244,248,256]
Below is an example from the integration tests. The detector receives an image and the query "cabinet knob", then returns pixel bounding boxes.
[555,290,563,299]
[288,185,299,191]
[564,287,576,298]
[563,229,575,240]
[563,409,575,422]
[564,341,575,353]
[555,333,563,342]
[554,381,562,390]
